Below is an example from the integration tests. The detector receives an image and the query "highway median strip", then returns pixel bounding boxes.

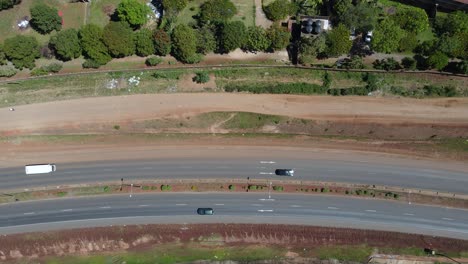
[1,179,467,209]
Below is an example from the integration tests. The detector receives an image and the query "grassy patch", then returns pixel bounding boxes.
[223,112,284,129]
[176,0,204,26]
[0,0,86,43]
[44,244,285,264]
[88,0,122,27]
[314,245,373,262]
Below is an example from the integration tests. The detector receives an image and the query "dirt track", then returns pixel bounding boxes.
[1,94,468,134]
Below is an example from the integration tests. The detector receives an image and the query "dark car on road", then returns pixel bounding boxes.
[197,208,214,215]
[275,169,294,176]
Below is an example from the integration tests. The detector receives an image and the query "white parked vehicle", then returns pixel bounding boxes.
[25,164,56,175]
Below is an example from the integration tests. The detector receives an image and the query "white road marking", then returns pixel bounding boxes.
[442,218,454,221]
[327,207,339,210]
[365,210,377,213]
[403,213,414,216]
[251,204,262,206]
[260,161,276,164]
[176,204,187,206]
[259,198,275,201]
[215,204,224,206]
[138,205,150,207]
[61,209,73,212]
[23,212,35,215]
[258,209,274,212]
[259,172,274,175]
[290,205,301,208]
[100,206,111,209]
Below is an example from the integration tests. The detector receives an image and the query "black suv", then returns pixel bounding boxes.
[197,208,214,215]
[275,169,294,176]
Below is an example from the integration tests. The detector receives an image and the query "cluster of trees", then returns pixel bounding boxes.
[0,0,20,10]
[0,0,292,71]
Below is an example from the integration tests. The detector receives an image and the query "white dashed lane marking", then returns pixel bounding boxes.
[365,210,377,213]
[23,212,35,215]
[442,217,454,221]
[327,207,339,210]
[61,209,73,212]
[403,213,414,216]
[100,206,111,209]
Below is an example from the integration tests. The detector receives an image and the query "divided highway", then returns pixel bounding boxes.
[1,156,468,193]
[1,193,467,239]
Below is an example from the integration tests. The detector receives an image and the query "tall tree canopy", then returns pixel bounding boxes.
[116,0,151,28]
[3,35,40,70]
[333,0,379,33]
[162,0,188,15]
[266,24,290,51]
[49,29,81,61]
[372,18,405,53]
[171,24,197,62]
[0,0,21,10]
[30,3,62,34]
[79,24,111,66]
[200,0,237,24]
[263,0,296,21]
[243,26,271,52]
[134,28,155,57]
[392,7,429,34]
[220,21,247,53]
[103,21,136,58]
[325,24,352,56]
[153,29,172,56]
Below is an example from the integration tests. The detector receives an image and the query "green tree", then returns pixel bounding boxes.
[135,28,155,56]
[266,24,290,51]
[435,11,468,37]
[0,43,6,65]
[0,0,21,10]
[79,24,112,66]
[372,18,405,53]
[393,7,428,34]
[30,3,62,34]
[196,25,217,54]
[171,24,198,63]
[193,72,210,83]
[264,0,296,21]
[116,0,151,28]
[243,26,271,52]
[220,21,247,53]
[294,0,322,16]
[162,0,188,15]
[153,29,172,56]
[297,34,326,65]
[49,29,81,61]
[200,0,237,24]
[398,33,418,52]
[401,57,416,70]
[3,35,40,70]
[334,0,379,33]
[427,51,449,71]
[455,60,468,74]
[103,21,135,58]
[325,24,352,57]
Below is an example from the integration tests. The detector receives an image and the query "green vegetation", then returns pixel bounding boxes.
[135,28,155,57]
[273,186,283,191]
[0,0,21,11]
[30,63,63,76]
[171,24,199,63]
[145,56,164,66]
[228,185,235,190]
[161,184,172,191]
[200,0,237,24]
[325,24,352,57]
[103,21,136,58]
[244,26,271,52]
[193,72,210,83]
[115,0,151,28]
[79,24,112,67]
[223,112,283,129]
[315,245,373,262]
[3,35,40,70]
[29,3,62,34]
[263,0,295,21]
[225,82,327,94]
[220,21,247,53]
[49,29,82,61]
[43,244,285,264]
[153,29,172,56]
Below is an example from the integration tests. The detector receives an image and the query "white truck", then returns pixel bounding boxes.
[25,164,56,175]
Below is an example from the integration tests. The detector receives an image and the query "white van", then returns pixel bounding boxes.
[25,164,57,175]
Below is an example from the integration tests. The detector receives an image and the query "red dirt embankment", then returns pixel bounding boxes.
[1,94,468,139]
[1,224,467,262]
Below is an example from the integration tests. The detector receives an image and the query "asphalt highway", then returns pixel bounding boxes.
[0,193,467,239]
[1,155,467,193]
